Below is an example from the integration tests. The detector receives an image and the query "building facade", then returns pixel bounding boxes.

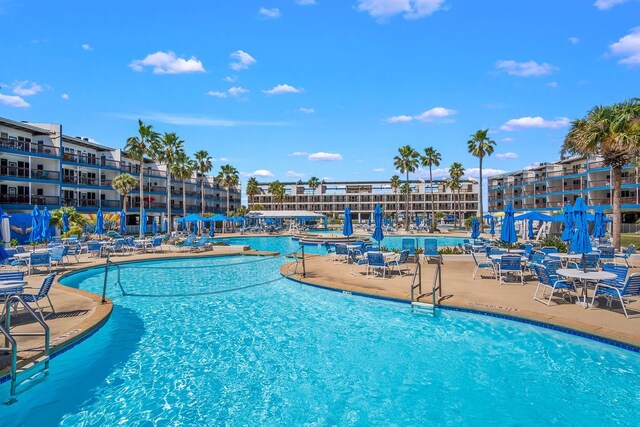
[488,155,640,221]
[250,179,479,223]
[0,117,241,224]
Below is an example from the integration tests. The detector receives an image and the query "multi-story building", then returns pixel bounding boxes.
[250,179,479,223]
[0,117,241,226]
[488,155,640,222]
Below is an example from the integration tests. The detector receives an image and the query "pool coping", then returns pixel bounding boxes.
[280,264,640,353]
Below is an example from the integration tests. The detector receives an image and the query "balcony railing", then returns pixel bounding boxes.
[0,167,60,181]
[588,161,607,169]
[62,153,120,169]
[563,184,583,191]
[62,176,103,186]
[1,194,60,205]
[0,138,59,156]
[61,199,121,208]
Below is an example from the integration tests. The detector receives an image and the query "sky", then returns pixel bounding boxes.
[1,0,639,203]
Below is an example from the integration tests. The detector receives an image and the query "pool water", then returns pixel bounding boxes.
[1,254,639,425]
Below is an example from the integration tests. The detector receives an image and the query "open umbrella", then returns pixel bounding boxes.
[489,216,495,236]
[152,219,158,235]
[527,219,535,240]
[571,197,592,271]
[41,207,52,241]
[342,207,353,242]
[120,210,127,235]
[500,203,518,251]
[592,207,606,239]
[96,208,105,235]
[140,209,147,235]
[29,206,42,244]
[62,211,70,233]
[561,203,574,242]
[372,204,384,249]
[471,217,480,240]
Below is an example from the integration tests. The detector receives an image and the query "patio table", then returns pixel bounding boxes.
[556,269,616,308]
[547,253,582,267]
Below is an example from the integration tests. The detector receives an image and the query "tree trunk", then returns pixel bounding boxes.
[479,156,484,232]
[166,170,172,234]
[458,187,462,229]
[395,191,398,224]
[139,161,144,237]
[182,181,186,218]
[612,165,622,249]
[405,172,410,232]
[226,185,230,216]
[429,167,435,233]
[123,193,128,214]
[201,177,205,217]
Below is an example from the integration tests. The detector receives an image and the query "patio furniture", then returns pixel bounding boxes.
[591,273,640,319]
[496,254,524,285]
[423,238,440,262]
[540,246,559,255]
[532,263,576,306]
[20,273,57,321]
[615,244,635,267]
[50,245,68,268]
[366,252,391,279]
[556,268,617,308]
[29,252,51,275]
[598,246,615,264]
[471,251,494,279]
[334,244,349,264]
[601,263,629,287]
[349,250,368,276]
[389,250,411,276]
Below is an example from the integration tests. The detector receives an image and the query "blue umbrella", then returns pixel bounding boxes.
[0,244,8,264]
[139,209,147,235]
[192,221,197,235]
[570,197,592,267]
[41,207,52,241]
[593,207,606,239]
[368,215,372,226]
[471,217,480,239]
[152,219,158,235]
[209,222,215,237]
[62,211,70,233]
[342,207,353,241]
[489,217,495,236]
[120,210,127,235]
[500,203,518,249]
[163,218,168,233]
[416,216,421,227]
[372,204,384,249]
[561,203,574,242]
[29,206,42,244]
[96,208,105,235]
[527,219,535,240]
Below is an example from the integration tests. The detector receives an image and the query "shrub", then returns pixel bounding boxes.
[10,239,19,247]
[62,226,83,239]
[540,235,567,253]
[438,246,463,255]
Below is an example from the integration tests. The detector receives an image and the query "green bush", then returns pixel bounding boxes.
[10,239,19,247]
[540,235,567,253]
[438,246,463,255]
[62,226,83,239]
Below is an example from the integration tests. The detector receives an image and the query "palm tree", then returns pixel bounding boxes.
[125,119,159,236]
[194,150,213,217]
[468,129,496,231]
[172,152,196,218]
[50,206,87,228]
[246,177,259,208]
[393,145,420,231]
[449,162,465,228]
[217,164,239,216]
[152,132,184,233]
[562,98,640,249]
[421,147,442,233]
[268,181,286,210]
[308,176,320,210]
[111,173,138,214]
[390,175,401,222]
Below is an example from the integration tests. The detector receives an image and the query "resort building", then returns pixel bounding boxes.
[488,155,640,224]
[250,179,479,223]
[0,117,241,225]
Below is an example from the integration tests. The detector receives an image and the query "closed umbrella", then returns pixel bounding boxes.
[140,209,147,235]
[41,207,52,241]
[29,206,42,244]
[152,219,158,235]
[1,212,11,247]
[527,219,535,240]
[96,208,105,235]
[416,216,421,227]
[120,210,127,235]
[209,221,215,237]
[489,216,495,236]
[163,218,168,233]
[342,207,353,242]
[62,211,70,233]
[571,197,592,271]
[593,207,606,239]
[500,203,518,251]
[192,221,197,235]
[561,203,574,242]
[372,204,384,249]
[471,217,480,240]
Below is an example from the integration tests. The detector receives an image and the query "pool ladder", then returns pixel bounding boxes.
[410,257,450,316]
[0,295,51,404]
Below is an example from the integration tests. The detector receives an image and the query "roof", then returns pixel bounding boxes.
[247,210,326,219]
[62,134,114,152]
[0,117,54,135]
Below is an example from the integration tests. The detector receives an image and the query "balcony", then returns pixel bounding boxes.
[62,176,103,187]
[588,178,610,188]
[588,160,607,169]
[121,165,167,178]
[62,153,120,169]
[0,138,59,157]
[563,184,583,191]
[523,175,545,183]
[1,194,60,206]
[131,201,167,209]
[0,166,60,181]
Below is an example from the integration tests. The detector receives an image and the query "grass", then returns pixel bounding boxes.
[620,233,640,248]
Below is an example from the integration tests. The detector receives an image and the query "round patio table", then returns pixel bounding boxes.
[556,269,616,308]
[547,253,582,267]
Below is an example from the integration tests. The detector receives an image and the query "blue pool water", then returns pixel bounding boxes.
[1,252,639,425]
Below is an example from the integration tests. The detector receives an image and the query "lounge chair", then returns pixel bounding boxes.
[532,263,576,306]
[615,244,635,267]
[20,273,57,321]
[65,243,82,263]
[540,246,559,255]
[401,238,417,258]
[471,251,494,279]
[423,238,440,263]
[149,236,164,252]
[496,255,524,285]
[29,252,51,276]
[591,273,640,319]
[190,237,212,252]
[87,241,103,258]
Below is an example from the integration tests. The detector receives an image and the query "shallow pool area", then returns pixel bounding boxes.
[2,253,639,426]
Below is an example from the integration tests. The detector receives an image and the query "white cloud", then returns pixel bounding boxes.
[357,0,447,21]
[12,81,42,96]
[207,91,227,98]
[568,37,580,45]
[263,83,303,95]
[495,60,557,77]
[259,7,281,18]
[295,0,316,4]
[500,137,515,143]
[500,116,570,131]
[81,43,92,51]
[417,167,449,179]
[299,107,315,114]
[594,0,628,10]
[609,27,640,66]
[286,170,306,178]
[465,168,506,179]
[229,50,256,71]
[116,112,290,127]
[288,151,308,156]
[373,167,386,172]
[308,152,343,161]
[547,81,559,88]
[61,93,70,100]
[206,86,249,98]
[248,169,274,178]
[223,75,238,82]
[494,152,518,160]
[321,176,333,181]
[384,107,456,124]
[129,51,205,74]
[0,94,30,108]
[384,115,414,123]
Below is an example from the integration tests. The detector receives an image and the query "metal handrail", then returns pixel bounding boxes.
[410,257,444,315]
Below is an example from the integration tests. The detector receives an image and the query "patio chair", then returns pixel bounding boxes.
[591,273,640,319]
[20,273,57,321]
[334,244,349,264]
[598,246,615,264]
[149,236,164,252]
[423,238,441,262]
[532,263,576,306]
[366,252,390,279]
[401,238,417,257]
[29,252,51,275]
[50,245,68,268]
[65,243,82,263]
[614,244,635,267]
[175,234,197,252]
[471,251,494,279]
[389,250,411,276]
[87,241,103,258]
[324,242,335,261]
[349,250,368,276]
[0,270,26,283]
[601,263,629,287]
[540,246,559,255]
[105,238,129,255]
[572,252,600,271]
[496,255,524,285]
[190,237,212,252]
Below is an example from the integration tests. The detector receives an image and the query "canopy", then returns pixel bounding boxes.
[207,214,229,222]
[176,214,208,223]
[483,214,494,220]
[513,212,555,222]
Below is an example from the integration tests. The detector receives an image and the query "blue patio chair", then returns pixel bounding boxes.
[334,243,349,264]
[389,250,411,276]
[401,238,417,257]
[29,252,51,275]
[540,246,559,255]
[149,236,164,252]
[20,273,57,321]
[471,251,494,279]
[68,235,79,244]
[349,250,368,276]
[532,263,576,306]
[366,252,390,279]
[496,255,524,285]
[323,242,335,262]
[522,244,534,258]
[87,241,103,258]
[598,246,615,264]
[190,237,211,252]
[50,245,68,268]
[591,273,640,319]
[0,270,25,283]
[175,234,197,252]
[574,252,600,271]
[15,246,26,254]
[105,238,129,255]
[601,263,628,287]
[614,244,635,267]
[424,238,440,262]
[65,243,82,263]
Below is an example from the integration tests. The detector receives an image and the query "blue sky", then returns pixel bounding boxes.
[1,0,639,195]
